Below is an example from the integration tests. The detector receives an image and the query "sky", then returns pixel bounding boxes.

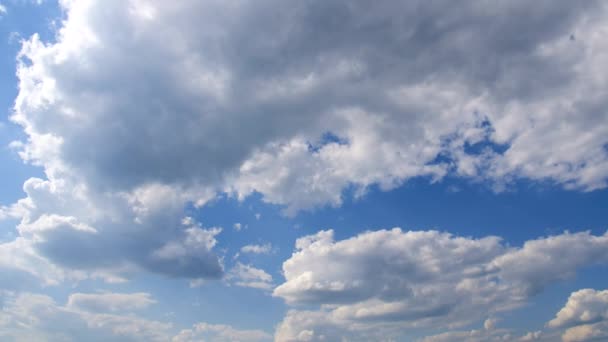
[0,1,607,341]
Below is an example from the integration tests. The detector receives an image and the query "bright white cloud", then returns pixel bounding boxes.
[227,263,274,290]
[548,289,608,342]
[273,229,608,341]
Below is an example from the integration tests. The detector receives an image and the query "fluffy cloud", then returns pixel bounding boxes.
[0,291,172,342]
[1,181,223,281]
[11,0,608,209]
[273,229,608,341]
[172,322,271,342]
[3,0,608,289]
[549,289,608,342]
[227,262,274,290]
[549,289,608,328]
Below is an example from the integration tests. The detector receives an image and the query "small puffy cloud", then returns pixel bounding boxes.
[548,289,608,329]
[227,263,274,290]
[172,322,271,342]
[233,223,244,231]
[0,3,6,15]
[66,292,156,313]
[548,289,608,342]
[240,243,272,255]
[274,229,608,340]
[561,324,608,342]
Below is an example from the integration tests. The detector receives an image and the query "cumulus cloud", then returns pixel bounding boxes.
[273,229,608,341]
[3,0,608,291]
[1,181,223,281]
[227,262,274,290]
[548,289,608,342]
[0,291,172,342]
[549,289,608,329]
[10,0,608,210]
[172,322,271,342]
[240,243,272,255]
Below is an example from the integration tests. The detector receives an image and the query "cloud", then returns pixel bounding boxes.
[0,3,6,15]
[241,243,272,255]
[0,291,172,342]
[548,289,608,329]
[4,0,608,289]
[66,292,156,313]
[548,289,608,342]
[273,229,608,341]
[172,322,271,342]
[227,263,274,290]
[1,183,223,282]
[11,0,608,212]
[561,324,608,342]
[419,319,544,342]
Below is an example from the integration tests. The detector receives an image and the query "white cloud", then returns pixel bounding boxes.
[241,243,272,255]
[548,289,608,342]
[172,322,271,342]
[0,291,172,342]
[561,324,608,342]
[3,0,608,290]
[227,263,274,290]
[0,3,6,15]
[273,229,608,341]
[234,223,244,231]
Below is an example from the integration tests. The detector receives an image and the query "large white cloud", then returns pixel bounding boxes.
[2,0,608,286]
[273,229,608,341]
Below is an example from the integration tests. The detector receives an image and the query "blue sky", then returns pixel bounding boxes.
[0,1,607,341]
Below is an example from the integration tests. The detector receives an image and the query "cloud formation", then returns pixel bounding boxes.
[11,0,608,211]
[227,262,274,290]
[549,289,608,342]
[1,0,607,316]
[0,291,172,342]
[273,229,608,341]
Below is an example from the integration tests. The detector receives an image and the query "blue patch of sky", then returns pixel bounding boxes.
[307,131,348,153]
